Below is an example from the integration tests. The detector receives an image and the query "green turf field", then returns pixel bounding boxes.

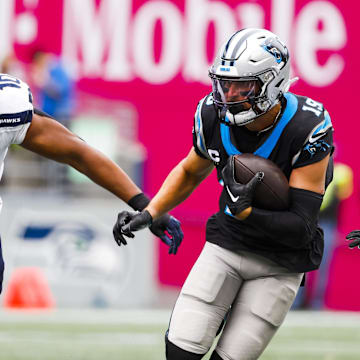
[0,309,360,360]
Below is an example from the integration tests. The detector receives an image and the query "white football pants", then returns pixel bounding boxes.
[167,242,303,360]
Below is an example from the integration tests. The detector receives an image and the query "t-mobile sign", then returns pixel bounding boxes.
[0,0,358,310]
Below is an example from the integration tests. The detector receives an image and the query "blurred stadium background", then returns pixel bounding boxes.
[0,0,360,359]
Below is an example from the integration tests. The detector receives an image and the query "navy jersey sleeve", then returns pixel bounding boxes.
[193,126,208,159]
[291,105,334,169]
[192,95,211,160]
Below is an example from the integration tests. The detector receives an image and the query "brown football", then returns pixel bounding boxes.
[233,153,289,211]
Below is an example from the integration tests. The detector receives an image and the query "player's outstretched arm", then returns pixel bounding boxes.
[113,148,214,247]
[21,112,142,202]
[146,147,214,219]
[20,112,184,250]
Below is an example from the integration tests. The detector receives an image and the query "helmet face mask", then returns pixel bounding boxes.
[210,76,261,105]
[209,28,295,126]
[210,74,265,119]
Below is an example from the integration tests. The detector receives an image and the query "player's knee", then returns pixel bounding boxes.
[250,277,298,327]
[168,308,218,353]
[166,336,204,360]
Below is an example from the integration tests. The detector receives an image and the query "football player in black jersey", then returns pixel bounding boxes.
[0,73,183,294]
[113,28,333,360]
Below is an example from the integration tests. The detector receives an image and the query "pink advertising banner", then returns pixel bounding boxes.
[2,0,360,309]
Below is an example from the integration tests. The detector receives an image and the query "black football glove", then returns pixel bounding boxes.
[221,156,264,216]
[346,230,360,249]
[149,214,183,255]
[126,193,184,254]
[113,209,184,255]
[113,210,153,246]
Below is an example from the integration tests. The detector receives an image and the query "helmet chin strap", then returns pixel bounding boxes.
[220,105,228,120]
[232,109,258,126]
[218,102,258,126]
[220,97,282,127]
[222,108,257,126]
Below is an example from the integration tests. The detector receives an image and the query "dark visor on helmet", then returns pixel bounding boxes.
[210,76,262,105]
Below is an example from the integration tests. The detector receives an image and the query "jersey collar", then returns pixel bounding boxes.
[220,92,298,159]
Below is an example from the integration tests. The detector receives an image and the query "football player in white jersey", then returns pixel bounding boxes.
[0,73,183,293]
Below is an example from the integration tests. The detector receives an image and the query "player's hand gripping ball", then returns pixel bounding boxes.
[232,153,290,211]
[222,156,264,216]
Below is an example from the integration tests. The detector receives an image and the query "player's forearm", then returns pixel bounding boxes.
[244,188,323,249]
[146,161,205,219]
[67,145,141,203]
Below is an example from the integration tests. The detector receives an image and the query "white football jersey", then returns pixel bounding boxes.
[0,74,33,210]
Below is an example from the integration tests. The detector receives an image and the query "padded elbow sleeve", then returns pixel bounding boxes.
[245,187,323,248]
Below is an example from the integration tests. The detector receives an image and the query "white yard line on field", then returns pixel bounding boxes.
[0,331,163,346]
[1,309,360,328]
[268,340,360,355]
[0,308,172,325]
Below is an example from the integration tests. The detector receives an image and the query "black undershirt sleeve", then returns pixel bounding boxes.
[243,187,323,249]
[34,107,55,120]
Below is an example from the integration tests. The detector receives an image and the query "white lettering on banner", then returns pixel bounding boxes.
[236,3,265,29]
[15,12,38,44]
[0,0,15,64]
[271,0,297,77]
[62,0,132,79]
[61,0,347,87]
[271,0,295,52]
[132,1,182,84]
[183,0,237,84]
[294,1,346,87]
[105,0,132,80]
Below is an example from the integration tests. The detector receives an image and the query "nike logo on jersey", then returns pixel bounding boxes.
[308,114,332,143]
[308,131,326,143]
[226,186,239,202]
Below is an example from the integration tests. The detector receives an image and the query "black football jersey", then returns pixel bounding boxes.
[193,92,334,272]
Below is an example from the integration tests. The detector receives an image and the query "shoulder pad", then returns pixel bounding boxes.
[296,95,332,143]
[193,94,217,159]
[0,74,33,115]
[291,95,333,166]
[194,95,209,158]
[0,74,33,128]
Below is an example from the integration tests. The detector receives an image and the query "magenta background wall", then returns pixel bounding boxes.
[5,0,360,309]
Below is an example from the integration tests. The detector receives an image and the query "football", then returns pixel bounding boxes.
[233,153,289,211]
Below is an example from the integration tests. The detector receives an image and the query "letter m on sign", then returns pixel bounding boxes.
[62,0,131,80]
